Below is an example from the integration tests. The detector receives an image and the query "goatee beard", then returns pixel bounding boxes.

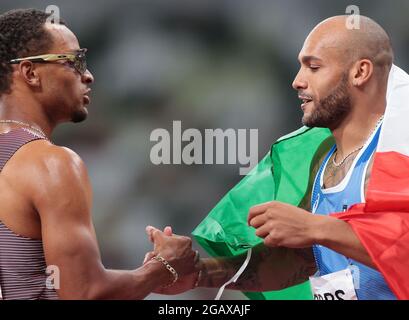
[302,73,352,130]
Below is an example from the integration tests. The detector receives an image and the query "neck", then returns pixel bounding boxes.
[0,93,55,138]
[332,98,386,158]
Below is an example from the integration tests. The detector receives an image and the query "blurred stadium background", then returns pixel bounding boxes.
[1,0,408,299]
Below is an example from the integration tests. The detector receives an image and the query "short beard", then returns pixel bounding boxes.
[71,109,88,123]
[302,73,352,130]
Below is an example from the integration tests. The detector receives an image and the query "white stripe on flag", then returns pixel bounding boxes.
[378,65,409,156]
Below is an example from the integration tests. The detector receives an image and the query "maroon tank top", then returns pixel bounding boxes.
[0,128,58,300]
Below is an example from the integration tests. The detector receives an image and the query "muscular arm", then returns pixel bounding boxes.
[197,245,316,292]
[313,215,375,269]
[28,142,173,299]
[248,200,376,273]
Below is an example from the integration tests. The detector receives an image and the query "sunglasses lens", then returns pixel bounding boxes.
[77,60,86,74]
[74,52,87,74]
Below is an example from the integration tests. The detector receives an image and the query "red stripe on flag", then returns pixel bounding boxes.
[366,152,409,212]
[331,151,409,300]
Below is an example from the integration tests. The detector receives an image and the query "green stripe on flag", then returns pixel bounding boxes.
[192,127,333,300]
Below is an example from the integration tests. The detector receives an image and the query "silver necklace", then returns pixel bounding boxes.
[332,116,384,168]
[0,120,48,139]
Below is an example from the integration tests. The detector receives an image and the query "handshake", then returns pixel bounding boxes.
[143,225,203,296]
[141,200,317,297]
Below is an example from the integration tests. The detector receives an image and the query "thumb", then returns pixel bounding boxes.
[163,226,173,236]
[143,251,156,264]
[146,225,162,243]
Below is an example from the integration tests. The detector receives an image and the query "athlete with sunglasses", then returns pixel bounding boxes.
[0,8,198,299]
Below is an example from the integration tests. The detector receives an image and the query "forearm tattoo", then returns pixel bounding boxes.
[199,246,316,292]
[277,248,317,290]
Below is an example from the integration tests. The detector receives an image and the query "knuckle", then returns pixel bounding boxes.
[153,230,163,239]
[266,237,278,247]
[264,238,274,247]
[269,201,277,208]
[185,237,192,245]
[269,231,278,242]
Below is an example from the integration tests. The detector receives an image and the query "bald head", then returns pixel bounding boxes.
[305,15,393,78]
[293,15,393,129]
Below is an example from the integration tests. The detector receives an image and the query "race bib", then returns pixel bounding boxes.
[309,269,358,300]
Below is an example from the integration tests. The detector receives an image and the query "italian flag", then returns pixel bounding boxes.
[192,65,409,300]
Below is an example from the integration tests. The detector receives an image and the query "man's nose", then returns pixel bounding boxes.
[82,69,94,85]
[292,71,307,91]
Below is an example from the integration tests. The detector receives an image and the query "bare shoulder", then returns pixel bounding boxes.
[6,139,88,178]
[2,139,91,207]
[28,139,83,163]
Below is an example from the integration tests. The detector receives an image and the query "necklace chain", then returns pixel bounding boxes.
[0,120,48,139]
[332,116,384,168]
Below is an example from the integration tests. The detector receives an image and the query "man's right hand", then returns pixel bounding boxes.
[146,226,199,278]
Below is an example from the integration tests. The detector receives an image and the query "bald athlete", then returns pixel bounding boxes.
[148,16,396,300]
[0,9,198,299]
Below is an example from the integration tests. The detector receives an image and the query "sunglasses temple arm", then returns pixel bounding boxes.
[9,58,47,64]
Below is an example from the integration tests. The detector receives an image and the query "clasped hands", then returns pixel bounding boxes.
[144,225,202,294]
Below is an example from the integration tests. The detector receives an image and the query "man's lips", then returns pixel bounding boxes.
[83,95,91,105]
[298,95,313,109]
[83,89,92,105]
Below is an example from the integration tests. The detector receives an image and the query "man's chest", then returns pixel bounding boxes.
[322,153,375,195]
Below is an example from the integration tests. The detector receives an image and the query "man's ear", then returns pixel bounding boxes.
[18,61,41,88]
[351,59,374,87]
